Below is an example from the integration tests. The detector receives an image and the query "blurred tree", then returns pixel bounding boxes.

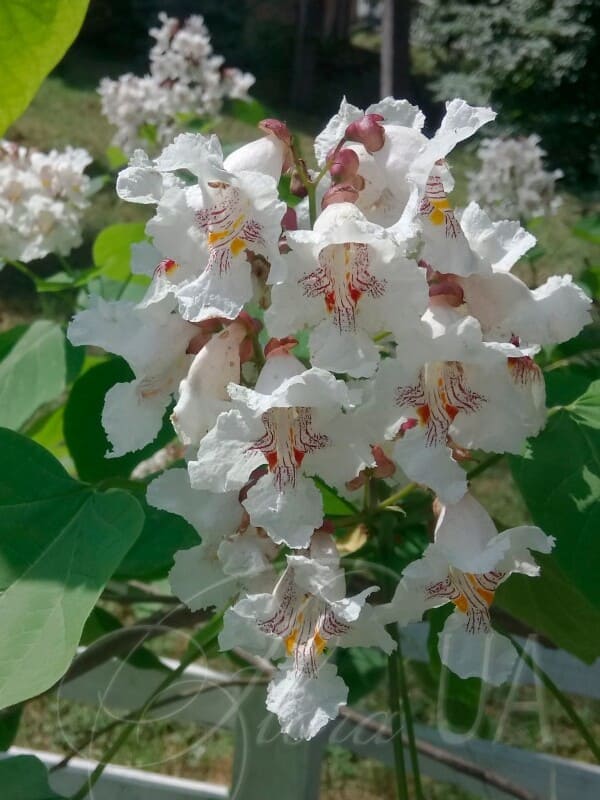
[380,0,411,99]
[412,0,600,186]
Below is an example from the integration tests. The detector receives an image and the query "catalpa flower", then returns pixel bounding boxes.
[387,493,554,684]
[453,203,592,348]
[148,468,276,611]
[374,309,546,502]
[266,202,428,377]
[68,298,198,457]
[188,344,371,547]
[171,316,256,447]
[314,97,495,227]
[222,531,394,739]
[117,131,286,321]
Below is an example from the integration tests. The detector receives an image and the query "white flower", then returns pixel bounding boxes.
[188,348,371,547]
[98,13,255,155]
[222,531,394,739]
[67,298,198,456]
[468,135,563,222]
[0,141,96,263]
[171,319,250,446]
[387,493,554,684]
[266,202,428,377]
[117,133,286,322]
[454,203,592,347]
[147,468,276,611]
[374,309,546,502]
[314,97,494,227]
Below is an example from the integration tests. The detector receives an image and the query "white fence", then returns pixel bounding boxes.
[6,623,600,800]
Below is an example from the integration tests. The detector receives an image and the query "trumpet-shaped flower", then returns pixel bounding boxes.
[116,132,286,321]
[314,97,494,227]
[267,202,428,376]
[222,531,394,739]
[387,494,554,684]
[188,348,371,547]
[374,309,546,502]
[67,298,198,456]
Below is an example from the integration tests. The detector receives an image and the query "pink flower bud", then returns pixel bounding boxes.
[345,113,385,153]
[264,336,298,358]
[282,206,298,232]
[321,182,359,209]
[290,163,309,198]
[329,147,360,183]
[259,118,293,146]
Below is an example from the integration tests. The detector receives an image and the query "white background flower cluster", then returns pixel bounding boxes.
[468,135,563,221]
[69,95,591,740]
[0,140,95,263]
[99,12,255,154]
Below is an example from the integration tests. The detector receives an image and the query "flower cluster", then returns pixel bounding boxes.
[98,12,255,154]
[467,135,563,222]
[69,96,591,739]
[0,140,96,263]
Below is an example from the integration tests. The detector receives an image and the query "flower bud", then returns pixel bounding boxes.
[290,163,309,198]
[345,113,385,153]
[329,147,360,183]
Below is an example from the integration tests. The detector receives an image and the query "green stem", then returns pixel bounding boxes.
[395,630,425,800]
[466,452,503,481]
[377,482,419,511]
[69,646,200,799]
[307,185,317,228]
[508,635,600,764]
[387,641,410,800]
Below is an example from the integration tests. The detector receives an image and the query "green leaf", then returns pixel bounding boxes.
[0,754,64,799]
[106,145,128,170]
[580,265,600,300]
[0,428,144,706]
[336,647,386,705]
[0,704,23,751]
[26,406,71,469]
[510,384,600,609]
[63,358,174,482]
[115,496,198,580]
[92,222,148,283]
[496,555,600,663]
[573,215,600,246]
[0,321,66,430]
[224,97,273,126]
[313,476,358,517]
[0,0,89,135]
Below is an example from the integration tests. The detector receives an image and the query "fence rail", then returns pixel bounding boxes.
[7,623,600,799]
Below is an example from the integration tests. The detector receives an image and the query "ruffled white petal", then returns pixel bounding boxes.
[243,473,324,548]
[102,380,170,457]
[169,544,236,611]
[438,612,517,685]
[266,660,348,740]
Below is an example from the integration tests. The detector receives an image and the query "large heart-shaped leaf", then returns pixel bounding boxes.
[0,0,89,134]
[0,321,66,431]
[510,381,600,609]
[0,754,64,799]
[496,554,600,663]
[0,428,144,707]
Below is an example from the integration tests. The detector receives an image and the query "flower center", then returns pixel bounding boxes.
[425,567,505,634]
[419,173,461,238]
[396,362,486,446]
[258,569,349,675]
[196,182,264,274]
[249,407,329,491]
[300,242,387,333]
